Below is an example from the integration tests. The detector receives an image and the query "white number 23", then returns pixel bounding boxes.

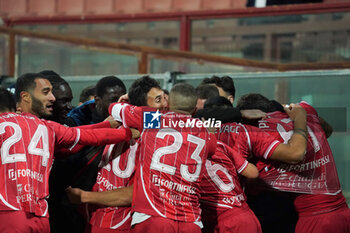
[150,128,205,182]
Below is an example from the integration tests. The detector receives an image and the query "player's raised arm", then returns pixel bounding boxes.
[270,103,308,164]
[109,102,147,130]
[49,120,137,150]
[66,185,133,207]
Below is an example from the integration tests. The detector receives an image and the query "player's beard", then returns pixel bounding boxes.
[31,94,51,118]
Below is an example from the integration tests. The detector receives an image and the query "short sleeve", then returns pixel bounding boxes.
[222,143,248,174]
[243,125,280,160]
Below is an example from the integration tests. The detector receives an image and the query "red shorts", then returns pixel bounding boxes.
[90,224,131,233]
[131,216,201,233]
[202,206,262,233]
[295,204,350,233]
[0,210,50,233]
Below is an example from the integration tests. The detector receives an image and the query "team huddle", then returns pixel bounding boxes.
[0,72,349,233]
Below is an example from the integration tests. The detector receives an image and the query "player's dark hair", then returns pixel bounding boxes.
[162,89,169,96]
[39,70,69,90]
[237,93,284,113]
[128,76,161,106]
[204,96,233,109]
[201,75,235,98]
[79,85,96,103]
[196,84,219,99]
[269,100,285,112]
[95,76,126,98]
[0,87,16,112]
[15,73,46,102]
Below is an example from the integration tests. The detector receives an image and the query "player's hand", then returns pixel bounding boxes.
[118,94,129,103]
[130,128,140,139]
[104,115,121,128]
[65,186,84,204]
[240,109,267,120]
[284,103,306,122]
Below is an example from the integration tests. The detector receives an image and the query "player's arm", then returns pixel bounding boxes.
[240,163,259,179]
[56,118,124,155]
[109,103,145,130]
[66,185,133,207]
[240,109,266,120]
[226,144,259,179]
[270,104,307,164]
[77,120,109,129]
[51,121,139,150]
[75,119,118,130]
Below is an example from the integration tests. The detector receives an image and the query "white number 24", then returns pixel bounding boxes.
[150,128,205,182]
[0,122,50,166]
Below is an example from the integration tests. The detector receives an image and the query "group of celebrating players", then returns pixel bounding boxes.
[0,72,349,233]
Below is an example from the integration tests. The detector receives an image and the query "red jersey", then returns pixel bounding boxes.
[255,102,341,195]
[110,103,217,222]
[89,142,137,230]
[199,141,249,216]
[216,122,280,160]
[0,112,132,217]
[294,192,347,216]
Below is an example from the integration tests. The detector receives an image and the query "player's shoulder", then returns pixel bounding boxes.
[210,141,232,161]
[68,99,95,116]
[239,122,264,134]
[262,111,292,128]
[40,118,67,132]
[19,112,44,124]
[217,141,233,155]
[0,112,18,120]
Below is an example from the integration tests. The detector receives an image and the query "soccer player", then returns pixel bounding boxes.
[78,141,136,233]
[78,85,95,106]
[195,84,219,110]
[66,75,169,233]
[199,141,262,233]
[109,83,217,233]
[201,76,235,104]
[39,70,73,124]
[237,93,350,233]
[195,96,308,233]
[127,75,168,110]
[196,98,308,165]
[0,82,137,233]
[44,75,126,233]
[38,70,86,232]
[86,76,168,233]
[66,75,126,126]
